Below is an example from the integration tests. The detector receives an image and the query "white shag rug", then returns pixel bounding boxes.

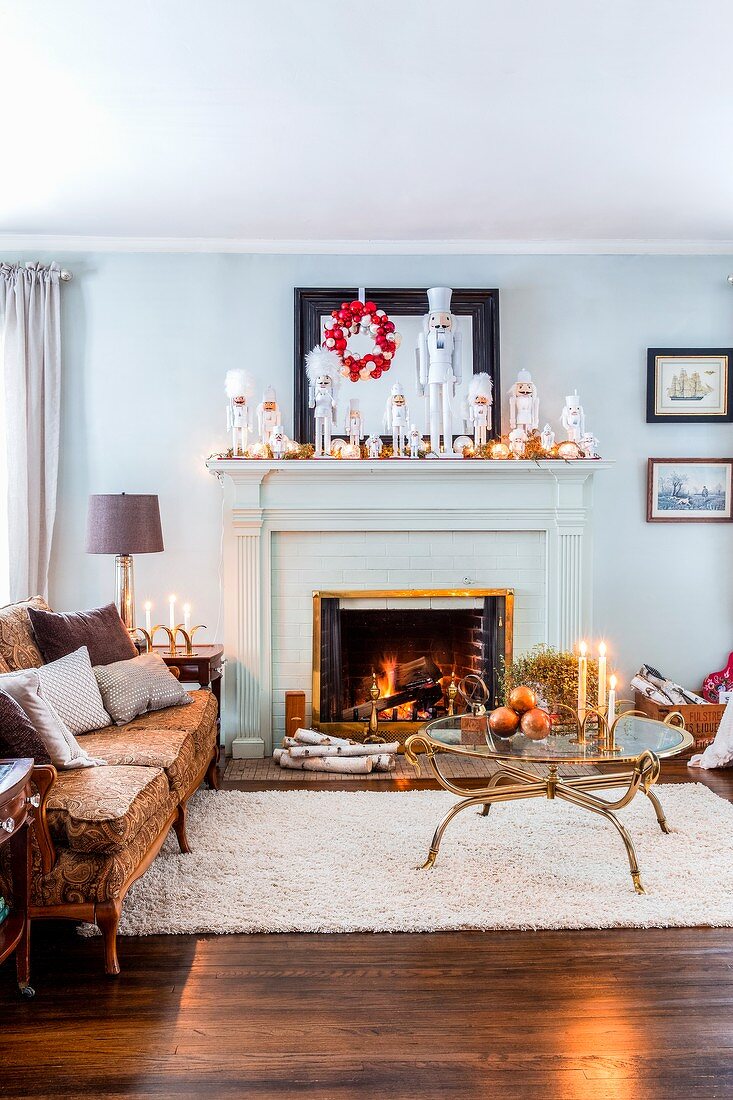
[105,785,733,936]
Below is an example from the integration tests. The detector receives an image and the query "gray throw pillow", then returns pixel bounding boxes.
[0,669,106,769]
[36,646,111,734]
[94,652,192,726]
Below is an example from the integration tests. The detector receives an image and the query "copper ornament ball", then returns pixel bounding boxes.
[507,685,538,714]
[520,707,553,741]
[488,706,521,738]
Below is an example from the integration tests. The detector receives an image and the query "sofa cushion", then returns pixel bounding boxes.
[46,764,170,855]
[0,668,106,771]
[80,726,198,796]
[123,689,218,755]
[94,652,191,725]
[37,646,111,735]
[0,688,52,764]
[28,602,138,666]
[0,597,50,671]
[30,792,177,906]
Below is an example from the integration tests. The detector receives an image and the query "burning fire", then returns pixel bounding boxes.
[374,654,433,721]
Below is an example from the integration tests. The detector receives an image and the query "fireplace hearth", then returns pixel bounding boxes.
[313,590,513,739]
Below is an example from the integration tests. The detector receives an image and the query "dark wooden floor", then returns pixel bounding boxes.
[2,760,733,1100]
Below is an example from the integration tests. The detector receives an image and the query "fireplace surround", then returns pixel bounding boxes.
[206,458,611,757]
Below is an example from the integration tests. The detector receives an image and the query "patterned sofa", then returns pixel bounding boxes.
[0,598,220,975]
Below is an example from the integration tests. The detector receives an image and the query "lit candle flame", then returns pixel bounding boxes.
[598,641,607,657]
[144,601,152,612]
[579,640,587,656]
[609,674,618,690]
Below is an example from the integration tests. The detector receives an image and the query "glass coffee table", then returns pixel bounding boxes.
[404,712,693,894]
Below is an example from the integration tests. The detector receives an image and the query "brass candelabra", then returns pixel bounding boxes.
[130,623,207,657]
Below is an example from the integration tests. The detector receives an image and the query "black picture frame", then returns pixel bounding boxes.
[646,348,733,423]
[294,287,501,444]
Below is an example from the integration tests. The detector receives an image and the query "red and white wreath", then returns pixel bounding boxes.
[322,299,402,382]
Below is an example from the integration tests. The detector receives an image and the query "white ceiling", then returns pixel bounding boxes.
[2,0,733,250]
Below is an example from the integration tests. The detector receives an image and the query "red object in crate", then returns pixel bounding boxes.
[703,652,733,703]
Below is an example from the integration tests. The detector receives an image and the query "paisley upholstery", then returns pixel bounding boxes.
[0,596,51,671]
[31,794,177,906]
[123,689,218,754]
[46,765,171,854]
[80,727,198,796]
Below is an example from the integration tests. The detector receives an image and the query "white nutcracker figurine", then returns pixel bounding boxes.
[305,347,340,457]
[540,423,555,452]
[561,391,585,444]
[508,370,540,434]
[256,386,281,445]
[345,399,364,448]
[579,432,600,459]
[225,369,254,456]
[417,287,463,455]
[384,381,409,456]
[509,426,528,457]
[270,425,288,460]
[409,424,422,459]
[467,372,493,448]
[366,433,382,459]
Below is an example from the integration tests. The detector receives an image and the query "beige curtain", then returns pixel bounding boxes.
[0,262,61,601]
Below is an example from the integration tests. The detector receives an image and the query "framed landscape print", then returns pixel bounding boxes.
[647,348,732,423]
[293,288,500,445]
[647,458,733,522]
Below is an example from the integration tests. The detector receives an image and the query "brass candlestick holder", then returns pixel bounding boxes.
[130,623,206,657]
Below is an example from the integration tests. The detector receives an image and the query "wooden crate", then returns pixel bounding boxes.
[634,692,725,755]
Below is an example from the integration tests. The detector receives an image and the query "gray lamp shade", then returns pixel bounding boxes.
[86,494,164,555]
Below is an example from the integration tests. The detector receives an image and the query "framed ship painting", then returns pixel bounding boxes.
[647,348,733,423]
[647,458,733,522]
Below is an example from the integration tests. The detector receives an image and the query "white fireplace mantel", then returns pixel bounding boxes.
[207,459,612,757]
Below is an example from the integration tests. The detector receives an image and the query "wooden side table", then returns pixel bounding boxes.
[0,759,40,998]
[156,644,225,754]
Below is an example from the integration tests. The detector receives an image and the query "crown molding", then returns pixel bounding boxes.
[2,234,733,256]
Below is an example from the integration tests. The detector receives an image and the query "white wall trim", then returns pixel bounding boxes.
[3,235,733,256]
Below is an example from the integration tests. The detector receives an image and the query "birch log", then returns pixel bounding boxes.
[278,754,374,774]
[293,728,354,747]
[288,741,400,759]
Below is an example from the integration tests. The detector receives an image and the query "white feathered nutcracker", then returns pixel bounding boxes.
[345,399,364,448]
[561,391,585,443]
[225,369,255,456]
[579,432,600,459]
[383,381,409,456]
[540,423,555,452]
[305,347,341,457]
[416,287,462,455]
[508,370,539,433]
[270,425,288,460]
[509,426,528,457]
[366,433,383,460]
[467,372,493,448]
[256,386,281,445]
[409,424,422,459]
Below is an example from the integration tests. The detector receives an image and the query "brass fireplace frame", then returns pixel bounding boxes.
[311,589,514,739]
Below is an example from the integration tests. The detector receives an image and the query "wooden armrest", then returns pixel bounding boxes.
[31,764,57,874]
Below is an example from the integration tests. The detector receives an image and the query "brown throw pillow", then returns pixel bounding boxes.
[0,688,52,764]
[28,603,137,667]
[0,596,51,671]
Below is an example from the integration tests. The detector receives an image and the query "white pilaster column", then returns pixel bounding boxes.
[556,529,583,650]
[232,527,264,758]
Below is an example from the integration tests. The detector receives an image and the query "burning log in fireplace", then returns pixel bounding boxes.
[346,655,444,721]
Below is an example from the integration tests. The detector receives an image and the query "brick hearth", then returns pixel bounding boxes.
[225,755,598,783]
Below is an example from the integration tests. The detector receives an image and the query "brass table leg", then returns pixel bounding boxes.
[641,785,671,834]
[556,784,646,894]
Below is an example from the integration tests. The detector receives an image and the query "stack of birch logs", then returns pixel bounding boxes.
[274,727,399,774]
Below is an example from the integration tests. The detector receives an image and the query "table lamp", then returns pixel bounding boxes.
[86,494,164,630]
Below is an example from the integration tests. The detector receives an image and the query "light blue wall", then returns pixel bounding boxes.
[4,250,732,692]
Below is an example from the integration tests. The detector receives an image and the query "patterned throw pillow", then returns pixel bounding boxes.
[0,689,52,764]
[94,652,192,726]
[0,669,105,769]
[36,646,111,735]
[28,602,138,666]
[0,596,51,671]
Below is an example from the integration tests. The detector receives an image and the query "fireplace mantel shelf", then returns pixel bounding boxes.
[207,458,613,481]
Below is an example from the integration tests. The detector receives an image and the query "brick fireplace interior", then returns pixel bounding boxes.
[313,590,513,738]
